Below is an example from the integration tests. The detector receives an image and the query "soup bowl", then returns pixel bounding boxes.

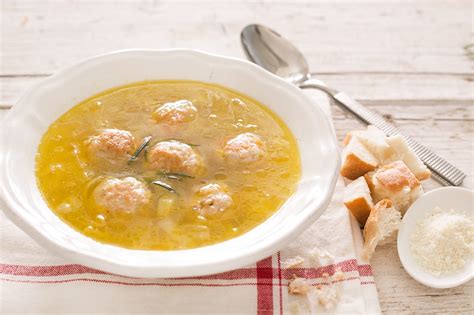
[0,49,339,278]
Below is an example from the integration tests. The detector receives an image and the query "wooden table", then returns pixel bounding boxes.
[1,1,472,313]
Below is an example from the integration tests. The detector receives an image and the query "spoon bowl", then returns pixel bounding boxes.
[241,24,310,84]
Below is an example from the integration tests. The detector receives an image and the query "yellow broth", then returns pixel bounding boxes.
[35,80,301,250]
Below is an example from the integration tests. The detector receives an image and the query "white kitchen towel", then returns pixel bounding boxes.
[0,87,381,314]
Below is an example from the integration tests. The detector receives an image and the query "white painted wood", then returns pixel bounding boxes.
[1,1,472,74]
[0,109,8,121]
[320,74,474,103]
[1,76,41,108]
[2,74,473,107]
[1,0,473,313]
[372,242,474,314]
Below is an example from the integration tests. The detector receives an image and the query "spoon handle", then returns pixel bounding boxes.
[299,80,466,186]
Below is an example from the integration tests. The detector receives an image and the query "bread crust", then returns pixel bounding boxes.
[416,171,431,181]
[344,196,372,226]
[343,177,373,226]
[375,161,420,192]
[342,132,354,146]
[340,152,377,180]
[364,172,376,193]
[363,199,397,260]
[344,127,431,181]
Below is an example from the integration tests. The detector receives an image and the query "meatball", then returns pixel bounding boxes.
[93,177,150,212]
[223,133,266,163]
[152,100,198,125]
[194,183,233,216]
[86,129,135,166]
[147,140,201,176]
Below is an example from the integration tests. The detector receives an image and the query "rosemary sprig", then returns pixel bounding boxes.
[128,136,152,164]
[164,175,182,181]
[151,180,178,194]
[159,171,195,180]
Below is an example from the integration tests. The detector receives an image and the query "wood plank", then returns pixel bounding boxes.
[372,242,474,314]
[2,73,473,108]
[0,76,41,108]
[331,102,474,121]
[0,109,8,121]
[1,0,472,75]
[320,73,474,103]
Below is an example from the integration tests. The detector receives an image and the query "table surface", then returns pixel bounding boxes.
[1,1,473,313]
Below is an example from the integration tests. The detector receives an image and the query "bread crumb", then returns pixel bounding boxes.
[363,199,401,260]
[332,268,345,282]
[285,253,346,311]
[314,284,339,309]
[308,250,321,267]
[288,301,301,315]
[319,249,334,260]
[288,275,311,295]
[308,248,334,267]
[282,255,305,269]
[304,269,345,310]
[287,269,345,311]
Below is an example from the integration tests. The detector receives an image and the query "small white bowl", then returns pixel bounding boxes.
[0,49,340,278]
[397,187,474,288]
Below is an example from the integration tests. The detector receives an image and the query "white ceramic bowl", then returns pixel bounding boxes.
[398,187,474,288]
[0,49,339,278]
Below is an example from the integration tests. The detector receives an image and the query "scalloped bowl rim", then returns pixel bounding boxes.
[0,49,340,278]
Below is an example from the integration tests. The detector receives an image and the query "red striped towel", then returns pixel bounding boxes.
[0,89,381,314]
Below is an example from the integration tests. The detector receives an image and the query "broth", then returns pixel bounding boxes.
[36,80,301,250]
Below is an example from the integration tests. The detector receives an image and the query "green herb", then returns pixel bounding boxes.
[164,175,182,181]
[159,171,195,180]
[128,136,152,164]
[151,180,177,194]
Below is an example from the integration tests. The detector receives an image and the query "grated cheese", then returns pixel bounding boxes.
[410,207,474,276]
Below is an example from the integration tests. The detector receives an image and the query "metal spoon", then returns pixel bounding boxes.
[240,24,466,186]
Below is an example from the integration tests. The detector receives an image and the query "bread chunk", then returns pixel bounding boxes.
[386,135,431,180]
[343,125,392,162]
[340,137,378,180]
[362,199,401,260]
[343,126,431,180]
[365,161,423,214]
[343,176,374,226]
